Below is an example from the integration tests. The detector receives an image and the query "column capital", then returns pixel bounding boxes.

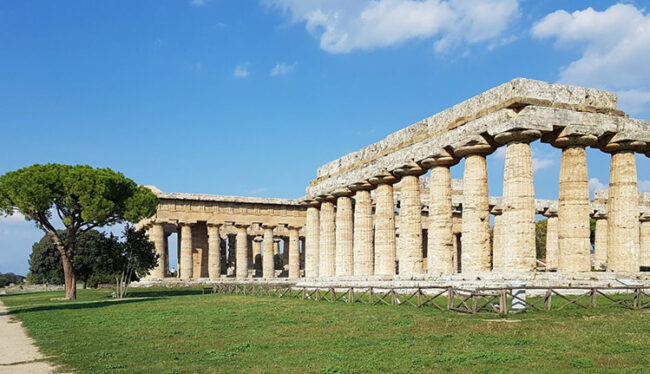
[301,199,321,208]
[601,134,647,154]
[393,161,426,177]
[548,127,597,148]
[287,225,302,231]
[368,171,398,185]
[494,129,542,145]
[261,224,276,231]
[451,135,495,157]
[206,222,222,228]
[490,205,503,215]
[332,187,354,198]
[235,223,249,230]
[419,149,458,168]
[542,207,558,218]
[315,194,336,203]
[640,210,650,222]
[592,211,608,220]
[348,181,374,192]
[253,235,264,242]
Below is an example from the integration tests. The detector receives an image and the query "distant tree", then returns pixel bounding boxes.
[0,164,158,299]
[115,225,158,298]
[536,219,548,261]
[0,273,25,288]
[28,229,119,288]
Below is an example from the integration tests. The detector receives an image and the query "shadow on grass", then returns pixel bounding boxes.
[7,297,159,315]
[126,288,205,298]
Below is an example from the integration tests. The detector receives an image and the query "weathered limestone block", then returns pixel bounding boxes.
[497,131,539,272]
[334,191,354,277]
[544,213,558,270]
[351,185,374,276]
[459,152,491,273]
[491,208,504,272]
[149,223,166,278]
[305,204,320,277]
[235,225,249,278]
[394,169,424,276]
[607,151,639,272]
[180,224,193,280]
[593,215,608,270]
[423,157,456,274]
[262,226,275,279]
[557,143,592,272]
[289,227,300,279]
[372,174,398,276]
[207,224,221,279]
[318,199,336,277]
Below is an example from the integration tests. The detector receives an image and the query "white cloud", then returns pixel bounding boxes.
[191,0,207,7]
[270,62,297,76]
[639,180,650,193]
[233,64,250,79]
[532,4,650,116]
[263,0,520,54]
[532,158,553,172]
[589,177,607,195]
[0,213,29,224]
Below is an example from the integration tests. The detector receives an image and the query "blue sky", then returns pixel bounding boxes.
[1,0,649,275]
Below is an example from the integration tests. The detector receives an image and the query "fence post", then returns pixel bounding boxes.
[417,288,423,308]
[544,289,552,311]
[634,287,641,309]
[500,289,508,315]
[447,287,454,310]
[348,288,354,304]
[590,288,597,308]
[369,287,374,304]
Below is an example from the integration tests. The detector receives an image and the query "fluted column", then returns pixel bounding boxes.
[593,214,608,270]
[455,140,492,273]
[421,152,457,274]
[606,148,639,272]
[262,225,275,279]
[370,173,398,277]
[496,130,539,272]
[553,133,595,272]
[318,197,336,277]
[149,223,166,278]
[207,224,221,280]
[180,223,193,280]
[235,224,249,278]
[640,213,650,268]
[282,237,290,266]
[304,202,320,278]
[543,211,558,270]
[334,189,354,277]
[491,207,504,272]
[253,236,263,274]
[350,182,374,276]
[227,233,236,270]
[394,163,426,276]
[288,227,300,278]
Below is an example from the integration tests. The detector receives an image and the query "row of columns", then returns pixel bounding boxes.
[305,130,647,277]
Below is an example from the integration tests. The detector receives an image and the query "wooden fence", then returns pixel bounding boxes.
[202,283,650,314]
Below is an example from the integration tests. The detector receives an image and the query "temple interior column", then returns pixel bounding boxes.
[640,212,650,268]
[207,224,221,280]
[227,233,236,271]
[543,210,558,270]
[282,237,290,266]
[177,228,182,278]
[235,224,249,278]
[305,203,320,278]
[593,214,608,270]
[455,141,492,273]
[553,134,594,272]
[606,148,639,272]
[497,130,539,273]
[163,233,169,277]
[318,197,336,277]
[421,153,456,274]
[149,223,166,278]
[288,227,300,278]
[394,164,425,276]
[253,235,262,274]
[350,182,374,276]
[334,189,354,277]
[180,223,193,280]
[262,225,275,279]
[490,207,504,272]
[370,173,398,277]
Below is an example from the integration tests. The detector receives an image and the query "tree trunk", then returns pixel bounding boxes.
[61,253,77,300]
[82,280,87,289]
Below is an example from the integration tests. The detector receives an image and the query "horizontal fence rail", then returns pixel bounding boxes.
[201,283,650,314]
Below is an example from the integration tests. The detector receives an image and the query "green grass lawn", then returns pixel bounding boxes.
[2,288,649,374]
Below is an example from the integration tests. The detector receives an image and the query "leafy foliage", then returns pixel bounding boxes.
[114,225,159,298]
[0,272,25,287]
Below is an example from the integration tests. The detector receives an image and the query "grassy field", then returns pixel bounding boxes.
[2,288,650,374]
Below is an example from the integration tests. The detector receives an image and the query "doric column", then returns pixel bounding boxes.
[207,223,221,280]
[333,188,354,277]
[421,151,458,274]
[495,130,540,272]
[252,235,262,273]
[235,224,249,278]
[370,172,399,277]
[455,138,493,273]
[149,223,166,278]
[318,196,336,277]
[593,213,608,270]
[490,206,504,272]
[604,140,641,272]
[394,162,426,276]
[288,227,300,278]
[163,233,169,277]
[349,182,374,276]
[176,229,182,278]
[543,208,559,270]
[262,225,275,279]
[553,133,595,272]
[227,233,236,269]
[304,201,320,278]
[640,212,650,269]
[282,237,290,266]
[273,239,281,256]
[180,223,193,280]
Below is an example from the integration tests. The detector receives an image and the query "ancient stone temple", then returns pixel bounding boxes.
[140,78,650,282]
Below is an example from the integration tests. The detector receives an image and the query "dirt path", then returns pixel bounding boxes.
[0,300,57,374]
